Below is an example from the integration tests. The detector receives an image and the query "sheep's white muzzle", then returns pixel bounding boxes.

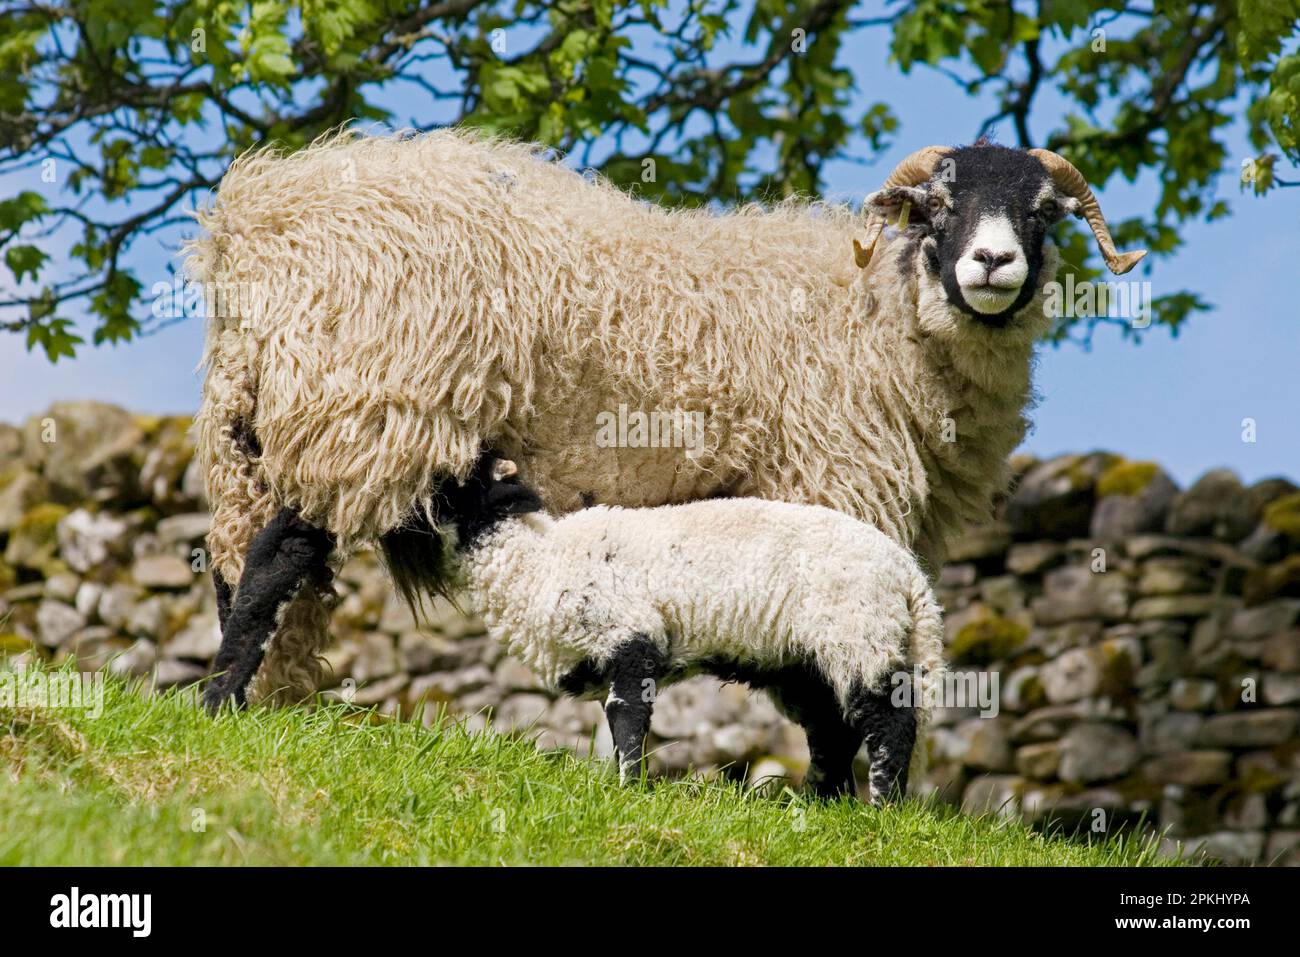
[955,214,1028,315]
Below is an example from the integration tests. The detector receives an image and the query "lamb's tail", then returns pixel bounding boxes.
[194,303,333,705]
[903,572,947,788]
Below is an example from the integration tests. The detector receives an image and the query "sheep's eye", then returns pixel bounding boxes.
[1039,199,1059,219]
[927,196,944,214]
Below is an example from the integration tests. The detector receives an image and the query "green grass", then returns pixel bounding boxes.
[0,669,1174,866]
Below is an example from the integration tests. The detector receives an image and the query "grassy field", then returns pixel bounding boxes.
[0,668,1175,866]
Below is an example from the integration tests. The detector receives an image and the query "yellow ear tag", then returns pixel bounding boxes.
[895,199,911,230]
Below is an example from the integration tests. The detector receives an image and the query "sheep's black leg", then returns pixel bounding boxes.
[203,509,333,713]
[213,569,233,632]
[767,668,862,799]
[845,686,916,806]
[603,635,666,784]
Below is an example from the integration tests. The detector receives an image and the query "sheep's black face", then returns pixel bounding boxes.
[436,454,543,549]
[866,144,1076,327]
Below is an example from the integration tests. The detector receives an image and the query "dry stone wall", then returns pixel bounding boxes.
[2,404,1298,864]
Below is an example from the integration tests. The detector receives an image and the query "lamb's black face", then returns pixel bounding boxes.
[866,144,1077,327]
[436,454,543,549]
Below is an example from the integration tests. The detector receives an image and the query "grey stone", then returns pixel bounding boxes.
[1264,831,1300,867]
[97,583,142,629]
[1031,565,1128,625]
[1001,665,1046,713]
[1139,712,1204,755]
[496,657,544,692]
[57,508,129,573]
[1015,742,1061,780]
[1223,792,1269,831]
[127,596,170,639]
[74,581,104,620]
[0,469,47,534]
[1090,469,1178,542]
[1261,630,1300,671]
[1188,831,1266,864]
[493,693,552,732]
[351,633,399,682]
[946,522,1011,562]
[108,637,159,678]
[1165,468,1257,541]
[155,512,211,545]
[351,673,410,706]
[1006,453,1113,540]
[1039,647,1103,704]
[131,553,194,589]
[412,664,495,700]
[1137,558,1211,596]
[378,592,418,634]
[396,631,460,673]
[44,572,80,602]
[151,658,205,689]
[1224,601,1300,641]
[1263,673,1300,705]
[1058,723,1139,784]
[953,718,1013,772]
[22,401,144,503]
[960,775,1023,818]
[1130,595,1221,620]
[35,599,85,648]
[1197,709,1298,748]
[168,612,221,660]
[937,563,977,589]
[1169,678,1217,711]
[1141,751,1232,786]
[1005,542,1066,576]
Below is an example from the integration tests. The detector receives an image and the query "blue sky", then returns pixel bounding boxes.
[1,15,1296,489]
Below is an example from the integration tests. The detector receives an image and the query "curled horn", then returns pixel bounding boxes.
[1029,148,1147,275]
[882,145,952,187]
[490,458,518,481]
[855,146,952,268]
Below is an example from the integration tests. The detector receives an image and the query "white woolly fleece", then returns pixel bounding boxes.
[458,498,946,714]
[187,129,1055,702]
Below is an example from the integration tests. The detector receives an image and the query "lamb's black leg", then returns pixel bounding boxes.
[767,669,863,799]
[845,686,917,806]
[603,635,666,784]
[203,509,333,713]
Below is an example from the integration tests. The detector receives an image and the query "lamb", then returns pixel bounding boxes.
[416,453,944,803]
[188,130,1143,769]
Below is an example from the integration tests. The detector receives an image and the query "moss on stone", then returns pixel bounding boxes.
[1097,460,1160,498]
[133,414,164,437]
[1262,491,1300,537]
[0,632,33,655]
[1243,554,1300,605]
[1098,644,1136,699]
[13,503,68,546]
[950,616,1028,664]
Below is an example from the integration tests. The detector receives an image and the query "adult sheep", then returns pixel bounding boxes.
[190,131,1144,728]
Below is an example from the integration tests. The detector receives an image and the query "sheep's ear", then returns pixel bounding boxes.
[865,186,929,228]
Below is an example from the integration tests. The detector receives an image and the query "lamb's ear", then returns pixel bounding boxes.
[864,186,929,228]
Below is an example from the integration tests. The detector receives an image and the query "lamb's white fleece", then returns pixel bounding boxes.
[460,498,945,712]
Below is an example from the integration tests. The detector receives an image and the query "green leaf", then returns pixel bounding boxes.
[5,244,48,282]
